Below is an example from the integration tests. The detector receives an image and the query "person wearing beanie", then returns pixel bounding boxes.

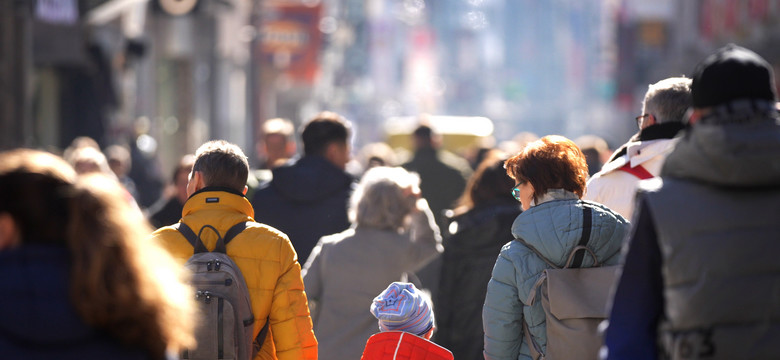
[603,44,780,360]
[362,282,453,360]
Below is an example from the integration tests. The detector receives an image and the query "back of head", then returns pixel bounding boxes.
[692,44,777,109]
[504,135,588,200]
[412,123,440,150]
[457,150,515,211]
[350,166,419,231]
[642,77,693,124]
[370,282,435,337]
[301,111,350,156]
[0,149,77,246]
[105,144,132,176]
[0,149,196,357]
[69,146,114,177]
[192,140,249,192]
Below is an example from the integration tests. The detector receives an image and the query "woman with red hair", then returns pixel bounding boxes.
[482,135,629,360]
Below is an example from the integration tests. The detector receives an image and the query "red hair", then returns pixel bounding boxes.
[504,135,588,201]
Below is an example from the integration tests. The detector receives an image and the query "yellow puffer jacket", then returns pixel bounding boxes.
[151,188,318,360]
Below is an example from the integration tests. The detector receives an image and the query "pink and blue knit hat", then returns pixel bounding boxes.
[370,282,434,336]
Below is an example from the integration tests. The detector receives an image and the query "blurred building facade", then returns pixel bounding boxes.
[2,0,780,171]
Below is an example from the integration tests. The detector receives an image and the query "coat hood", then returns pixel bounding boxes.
[662,115,780,188]
[511,199,627,267]
[270,155,355,203]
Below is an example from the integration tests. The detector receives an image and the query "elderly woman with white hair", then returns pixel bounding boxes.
[302,166,443,360]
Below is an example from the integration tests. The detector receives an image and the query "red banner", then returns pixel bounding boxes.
[261,2,323,84]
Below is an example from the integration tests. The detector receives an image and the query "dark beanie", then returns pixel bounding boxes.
[691,44,777,108]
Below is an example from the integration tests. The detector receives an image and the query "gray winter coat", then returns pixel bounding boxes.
[301,206,443,360]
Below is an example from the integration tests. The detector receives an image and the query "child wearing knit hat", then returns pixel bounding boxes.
[361,282,453,360]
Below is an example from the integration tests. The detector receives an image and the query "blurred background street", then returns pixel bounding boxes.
[2,0,779,182]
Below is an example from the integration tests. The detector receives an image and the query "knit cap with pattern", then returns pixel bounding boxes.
[370,282,434,336]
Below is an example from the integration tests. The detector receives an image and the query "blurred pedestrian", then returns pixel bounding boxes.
[256,117,296,170]
[603,44,780,360]
[434,150,521,360]
[402,122,472,228]
[361,282,453,360]
[575,134,610,177]
[0,149,195,359]
[482,135,629,360]
[106,144,140,201]
[402,122,472,308]
[252,111,355,265]
[151,140,318,360]
[247,118,297,200]
[146,154,195,229]
[302,166,442,360]
[586,77,691,220]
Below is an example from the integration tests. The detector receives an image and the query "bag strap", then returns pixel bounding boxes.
[569,207,593,268]
[175,221,251,254]
[618,163,653,180]
[224,221,250,245]
[174,222,210,254]
[252,317,271,356]
[522,317,544,360]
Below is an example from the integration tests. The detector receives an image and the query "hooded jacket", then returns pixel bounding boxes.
[0,245,151,360]
[605,105,780,360]
[483,190,628,360]
[251,155,354,265]
[152,188,318,360]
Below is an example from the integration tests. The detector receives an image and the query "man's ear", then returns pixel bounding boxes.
[243,185,248,195]
[0,213,21,251]
[186,171,205,197]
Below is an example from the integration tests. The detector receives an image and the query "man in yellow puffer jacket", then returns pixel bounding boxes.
[151,140,318,360]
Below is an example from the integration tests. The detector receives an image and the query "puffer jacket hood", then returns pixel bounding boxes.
[270,155,354,203]
[662,114,780,188]
[511,199,626,267]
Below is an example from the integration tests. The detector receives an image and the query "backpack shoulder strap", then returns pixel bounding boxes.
[618,163,653,180]
[174,222,209,254]
[223,221,251,245]
[568,206,593,269]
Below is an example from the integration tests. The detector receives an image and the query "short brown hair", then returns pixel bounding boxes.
[301,111,350,156]
[192,140,249,192]
[504,135,588,201]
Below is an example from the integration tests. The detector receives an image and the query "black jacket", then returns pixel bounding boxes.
[251,155,354,265]
[0,245,151,360]
[433,201,521,360]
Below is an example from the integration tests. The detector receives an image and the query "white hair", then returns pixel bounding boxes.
[349,166,420,231]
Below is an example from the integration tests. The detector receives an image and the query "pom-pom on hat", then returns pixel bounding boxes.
[370,282,434,336]
[691,44,777,108]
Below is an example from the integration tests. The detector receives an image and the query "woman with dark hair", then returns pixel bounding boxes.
[433,150,522,360]
[0,149,195,359]
[482,136,629,360]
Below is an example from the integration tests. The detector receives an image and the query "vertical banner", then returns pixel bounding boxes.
[261,2,323,84]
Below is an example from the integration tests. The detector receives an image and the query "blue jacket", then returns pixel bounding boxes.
[251,155,354,265]
[483,190,628,360]
[0,245,151,360]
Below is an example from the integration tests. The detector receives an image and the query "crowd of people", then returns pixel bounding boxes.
[1,43,779,360]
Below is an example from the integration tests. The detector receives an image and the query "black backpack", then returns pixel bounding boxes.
[175,222,269,360]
